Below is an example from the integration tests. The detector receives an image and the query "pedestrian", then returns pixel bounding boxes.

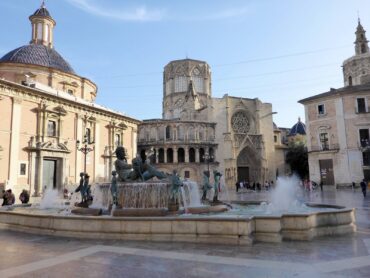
[6,189,15,205]
[235,181,239,193]
[19,189,30,204]
[360,179,367,197]
[1,190,8,206]
[320,181,323,191]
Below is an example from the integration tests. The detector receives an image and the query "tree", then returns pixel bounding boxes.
[285,141,309,179]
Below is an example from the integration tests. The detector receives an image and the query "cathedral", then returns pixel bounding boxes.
[138,59,290,187]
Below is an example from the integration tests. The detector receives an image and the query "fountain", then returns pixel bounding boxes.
[0,148,356,245]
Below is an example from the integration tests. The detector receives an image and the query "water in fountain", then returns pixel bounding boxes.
[180,187,188,212]
[99,182,170,208]
[182,181,202,207]
[219,176,230,203]
[268,175,303,212]
[39,188,65,209]
[90,185,106,209]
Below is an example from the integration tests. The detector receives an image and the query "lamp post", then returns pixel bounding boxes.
[76,134,95,175]
[202,151,214,174]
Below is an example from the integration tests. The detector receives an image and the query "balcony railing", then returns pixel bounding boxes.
[309,144,340,152]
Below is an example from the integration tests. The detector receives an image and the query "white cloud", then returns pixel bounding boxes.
[66,0,165,22]
[66,0,248,22]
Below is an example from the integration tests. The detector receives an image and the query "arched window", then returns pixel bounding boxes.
[348,76,353,86]
[166,126,171,140]
[178,148,185,163]
[188,127,195,140]
[47,120,56,137]
[177,126,184,141]
[174,76,188,92]
[167,148,173,163]
[37,23,43,40]
[150,127,156,141]
[114,134,121,146]
[189,148,195,162]
[361,43,367,54]
[199,148,205,163]
[158,148,165,163]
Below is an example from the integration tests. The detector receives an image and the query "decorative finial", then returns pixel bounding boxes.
[357,10,361,24]
[298,117,301,122]
[41,0,46,8]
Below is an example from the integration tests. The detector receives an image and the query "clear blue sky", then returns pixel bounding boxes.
[1,0,370,128]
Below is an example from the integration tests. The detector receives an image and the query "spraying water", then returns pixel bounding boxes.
[39,188,65,209]
[90,185,106,209]
[268,175,303,212]
[183,181,202,207]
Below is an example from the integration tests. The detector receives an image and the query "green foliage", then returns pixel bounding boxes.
[285,141,309,179]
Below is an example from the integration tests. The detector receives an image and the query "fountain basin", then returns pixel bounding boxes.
[186,205,228,214]
[0,204,356,245]
[112,208,168,217]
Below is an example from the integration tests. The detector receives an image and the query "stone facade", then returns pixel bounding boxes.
[138,59,286,187]
[299,20,370,186]
[0,4,140,197]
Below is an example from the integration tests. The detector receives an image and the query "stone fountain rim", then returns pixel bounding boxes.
[0,206,355,221]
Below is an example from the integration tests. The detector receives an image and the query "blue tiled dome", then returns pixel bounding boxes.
[289,118,306,136]
[32,6,51,18]
[0,44,75,74]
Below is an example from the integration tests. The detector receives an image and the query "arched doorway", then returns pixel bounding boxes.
[237,146,260,183]
[189,148,195,162]
[167,148,173,163]
[178,148,185,163]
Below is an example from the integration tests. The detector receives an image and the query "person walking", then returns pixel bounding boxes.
[360,179,367,197]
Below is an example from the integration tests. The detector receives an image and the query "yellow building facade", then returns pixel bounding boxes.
[0,4,140,197]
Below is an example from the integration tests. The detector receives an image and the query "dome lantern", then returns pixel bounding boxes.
[29,1,56,48]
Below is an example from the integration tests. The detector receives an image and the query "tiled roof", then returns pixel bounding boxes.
[0,44,75,74]
[289,119,306,136]
[32,6,51,18]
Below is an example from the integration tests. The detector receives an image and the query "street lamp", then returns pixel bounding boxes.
[202,151,214,174]
[76,133,95,175]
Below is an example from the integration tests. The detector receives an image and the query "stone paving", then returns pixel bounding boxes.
[0,188,369,278]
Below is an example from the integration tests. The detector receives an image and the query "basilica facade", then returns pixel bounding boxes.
[138,59,288,187]
[0,4,139,197]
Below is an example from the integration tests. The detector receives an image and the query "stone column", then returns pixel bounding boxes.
[93,121,100,181]
[185,147,189,163]
[34,153,43,196]
[173,147,178,163]
[164,148,168,163]
[75,115,83,183]
[195,148,200,163]
[8,97,22,191]
[132,127,137,158]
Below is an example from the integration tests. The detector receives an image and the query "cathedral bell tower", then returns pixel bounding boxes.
[355,18,369,55]
[29,1,56,48]
[342,19,370,86]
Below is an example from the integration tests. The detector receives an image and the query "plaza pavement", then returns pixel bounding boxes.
[0,188,369,278]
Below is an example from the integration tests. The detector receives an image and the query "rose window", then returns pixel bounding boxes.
[231,111,250,134]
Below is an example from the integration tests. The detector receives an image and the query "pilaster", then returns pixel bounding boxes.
[8,97,22,190]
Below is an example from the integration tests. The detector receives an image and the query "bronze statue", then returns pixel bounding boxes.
[114,147,136,181]
[201,171,212,200]
[110,170,118,206]
[169,169,183,205]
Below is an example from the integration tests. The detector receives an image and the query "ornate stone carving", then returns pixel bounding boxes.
[231,111,250,134]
